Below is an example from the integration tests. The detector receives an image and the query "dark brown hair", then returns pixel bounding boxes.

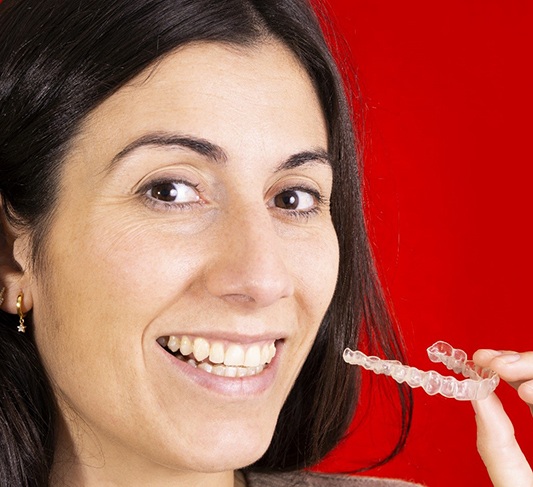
[0,0,412,485]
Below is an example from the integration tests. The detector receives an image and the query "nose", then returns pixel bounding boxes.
[204,209,294,308]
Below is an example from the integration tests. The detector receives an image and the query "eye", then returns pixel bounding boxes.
[273,189,316,211]
[146,181,200,204]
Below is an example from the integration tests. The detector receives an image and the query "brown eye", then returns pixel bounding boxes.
[150,183,177,202]
[147,181,199,204]
[274,189,314,211]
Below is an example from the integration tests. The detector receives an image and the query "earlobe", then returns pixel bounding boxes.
[0,285,34,317]
[0,205,34,315]
[0,265,34,316]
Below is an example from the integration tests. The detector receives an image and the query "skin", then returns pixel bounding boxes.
[472,350,533,486]
[2,41,339,486]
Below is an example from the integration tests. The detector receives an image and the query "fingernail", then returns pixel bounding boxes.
[500,353,521,364]
[479,349,502,356]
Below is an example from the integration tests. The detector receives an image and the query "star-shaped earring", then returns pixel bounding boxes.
[16,291,26,333]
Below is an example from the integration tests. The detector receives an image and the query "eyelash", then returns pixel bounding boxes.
[138,178,202,212]
[138,178,326,220]
[272,185,325,222]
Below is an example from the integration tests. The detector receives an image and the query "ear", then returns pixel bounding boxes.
[0,203,34,315]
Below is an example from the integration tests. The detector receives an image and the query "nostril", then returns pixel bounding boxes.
[221,293,255,304]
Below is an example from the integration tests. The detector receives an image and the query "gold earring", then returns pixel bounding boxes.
[16,291,26,333]
[0,287,5,307]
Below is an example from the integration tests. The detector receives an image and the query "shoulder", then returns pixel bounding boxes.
[244,471,425,487]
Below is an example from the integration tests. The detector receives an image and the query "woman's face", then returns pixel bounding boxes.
[27,41,338,481]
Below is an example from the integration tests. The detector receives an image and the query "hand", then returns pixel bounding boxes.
[472,349,533,487]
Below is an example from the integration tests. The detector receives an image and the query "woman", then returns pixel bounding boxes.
[0,0,530,486]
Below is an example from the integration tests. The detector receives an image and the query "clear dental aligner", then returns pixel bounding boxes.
[343,341,500,401]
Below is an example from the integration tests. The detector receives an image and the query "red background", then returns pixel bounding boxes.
[316,1,533,486]
[1,0,530,485]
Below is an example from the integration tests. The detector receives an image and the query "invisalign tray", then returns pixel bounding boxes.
[343,341,499,400]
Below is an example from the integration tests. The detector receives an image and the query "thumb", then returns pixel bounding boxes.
[473,393,533,487]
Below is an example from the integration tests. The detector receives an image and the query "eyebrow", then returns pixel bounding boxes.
[108,133,227,170]
[279,150,331,171]
[107,132,330,173]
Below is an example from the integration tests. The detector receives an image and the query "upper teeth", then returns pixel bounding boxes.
[160,335,277,368]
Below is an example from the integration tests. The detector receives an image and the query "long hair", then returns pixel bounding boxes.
[0,0,412,485]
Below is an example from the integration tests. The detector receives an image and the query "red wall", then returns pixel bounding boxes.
[316,1,533,486]
[1,0,530,485]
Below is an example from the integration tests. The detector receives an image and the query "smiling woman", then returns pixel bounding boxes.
[37,40,340,480]
[0,1,414,486]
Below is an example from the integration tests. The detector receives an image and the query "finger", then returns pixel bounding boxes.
[517,379,533,416]
[474,349,533,416]
[473,349,522,367]
[473,349,505,368]
[472,393,533,487]
[474,350,533,384]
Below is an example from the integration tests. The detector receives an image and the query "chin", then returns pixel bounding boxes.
[167,421,275,474]
[132,403,278,475]
[190,447,269,474]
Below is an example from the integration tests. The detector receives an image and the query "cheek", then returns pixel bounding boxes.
[53,215,203,317]
[277,228,339,384]
[291,228,339,317]
[31,217,201,394]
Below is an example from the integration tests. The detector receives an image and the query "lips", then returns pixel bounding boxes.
[158,335,277,378]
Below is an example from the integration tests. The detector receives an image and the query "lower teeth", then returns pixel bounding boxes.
[175,352,265,377]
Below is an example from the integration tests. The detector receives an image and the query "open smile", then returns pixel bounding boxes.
[158,335,278,378]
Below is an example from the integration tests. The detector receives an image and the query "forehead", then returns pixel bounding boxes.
[75,41,327,165]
